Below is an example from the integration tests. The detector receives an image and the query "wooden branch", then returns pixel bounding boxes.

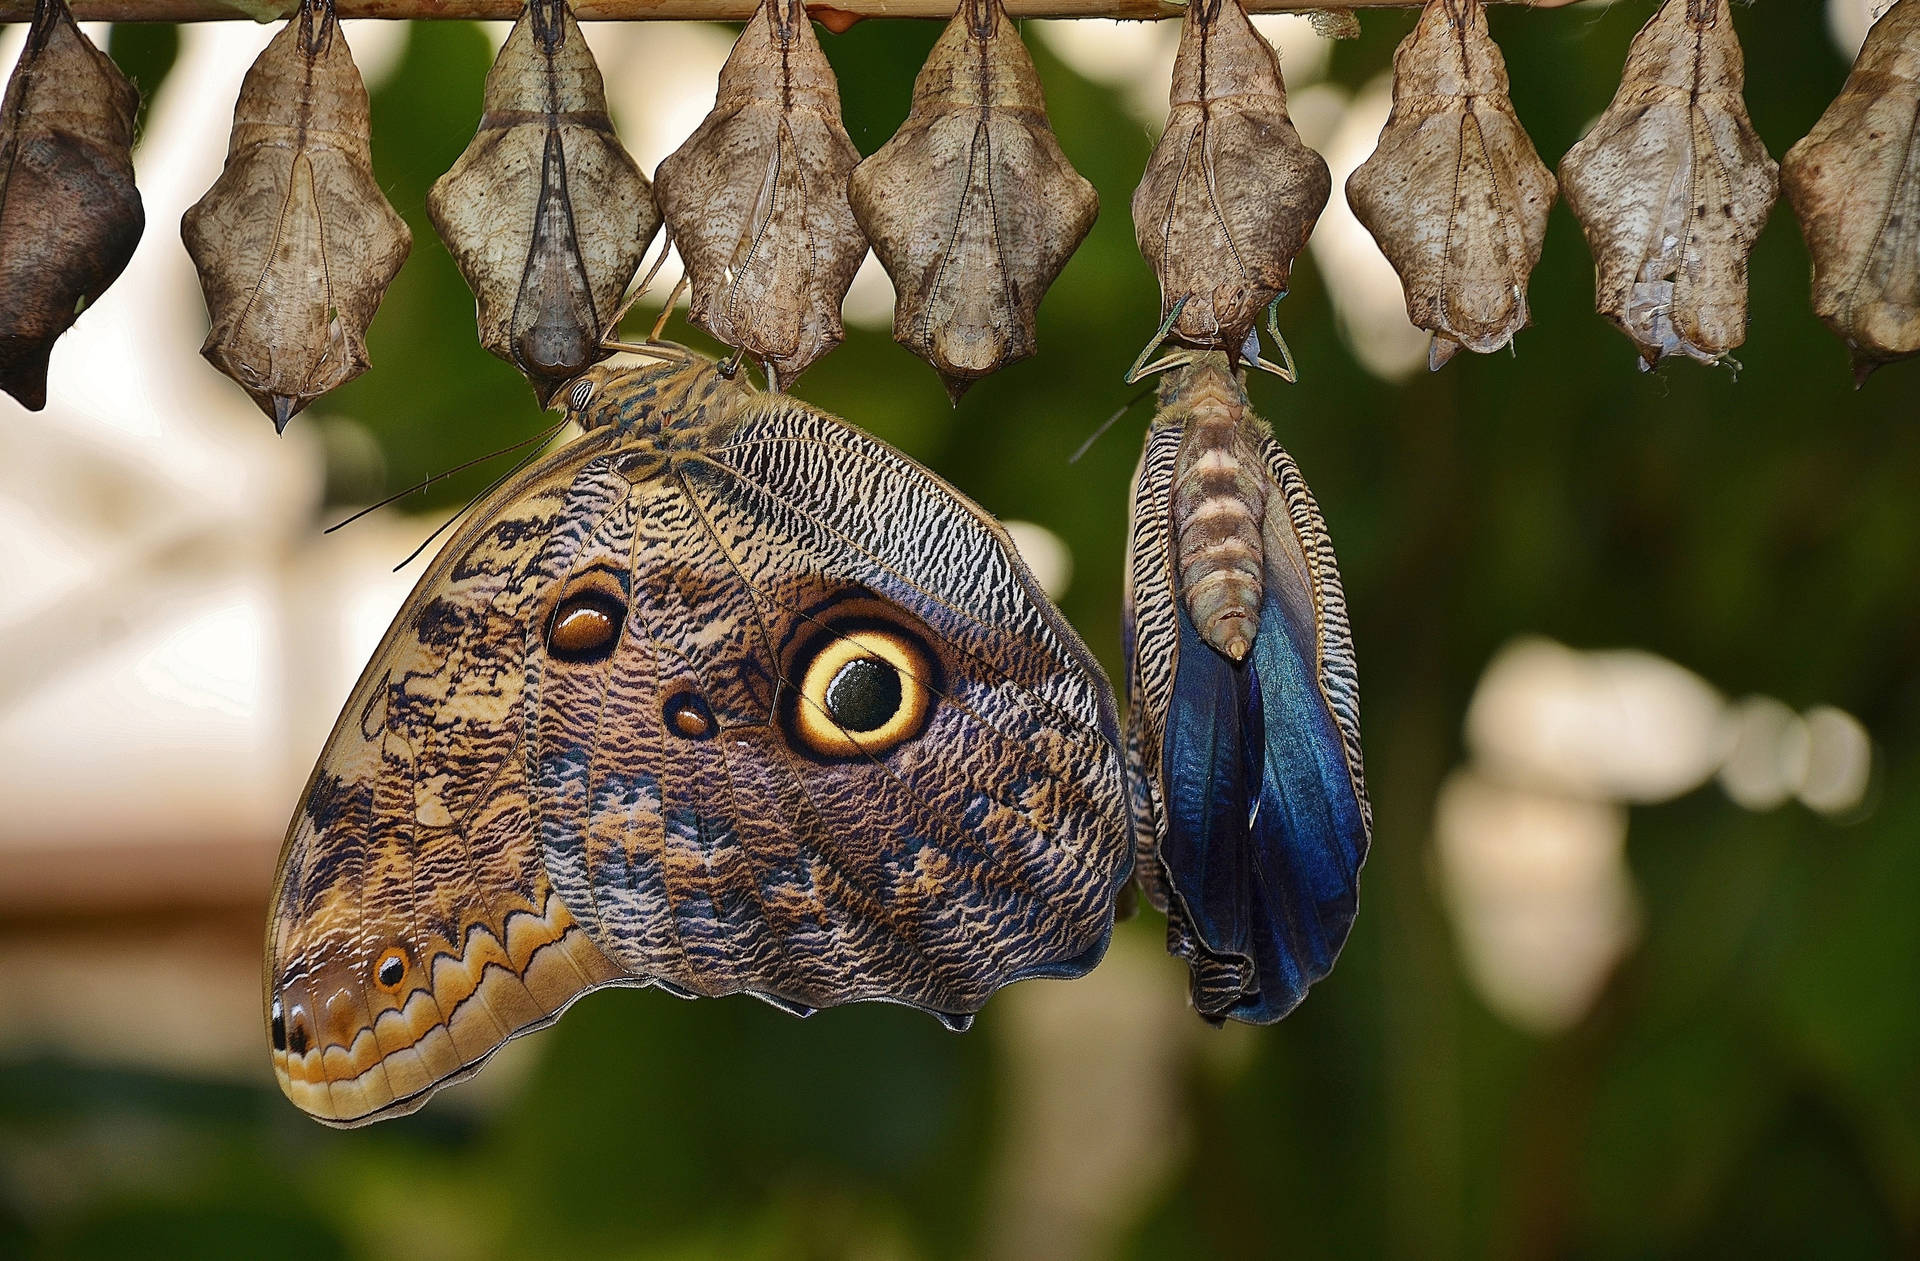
[0,0,1581,22]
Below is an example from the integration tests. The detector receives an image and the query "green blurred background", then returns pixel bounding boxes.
[4,2,1919,1258]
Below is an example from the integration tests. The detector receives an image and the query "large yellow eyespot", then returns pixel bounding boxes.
[785,621,937,760]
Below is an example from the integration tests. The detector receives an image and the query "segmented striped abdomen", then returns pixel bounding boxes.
[1167,361,1265,661]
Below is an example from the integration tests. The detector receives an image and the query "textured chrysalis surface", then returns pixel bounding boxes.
[1782,0,1920,382]
[1560,0,1778,369]
[182,0,411,431]
[850,0,1098,398]
[1346,0,1556,370]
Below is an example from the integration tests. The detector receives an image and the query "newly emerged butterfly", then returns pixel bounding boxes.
[268,347,1131,1125]
[1123,350,1370,1024]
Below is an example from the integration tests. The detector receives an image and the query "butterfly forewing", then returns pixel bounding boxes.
[267,433,634,1126]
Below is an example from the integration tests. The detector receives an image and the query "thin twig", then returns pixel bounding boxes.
[0,0,1582,22]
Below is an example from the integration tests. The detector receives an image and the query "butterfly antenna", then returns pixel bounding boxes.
[1070,385,1155,464]
[324,418,568,535]
[390,431,565,573]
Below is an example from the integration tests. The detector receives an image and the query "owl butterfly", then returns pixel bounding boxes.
[267,347,1131,1125]
[1124,350,1369,1024]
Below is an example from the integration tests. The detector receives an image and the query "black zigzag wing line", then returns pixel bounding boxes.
[1259,433,1371,837]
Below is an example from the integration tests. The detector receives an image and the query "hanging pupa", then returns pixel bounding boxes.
[1123,351,1370,1025]
[1782,0,1920,383]
[1346,0,1556,370]
[1559,0,1777,369]
[652,0,867,391]
[429,0,659,404]
[182,0,412,432]
[1131,0,1329,361]
[848,0,1097,399]
[0,0,143,411]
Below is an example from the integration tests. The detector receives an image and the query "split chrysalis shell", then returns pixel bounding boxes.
[848,0,1098,399]
[1345,0,1556,370]
[1782,0,1920,383]
[428,0,660,403]
[1131,0,1330,353]
[182,0,412,432]
[0,0,144,411]
[653,0,868,391]
[1559,0,1778,369]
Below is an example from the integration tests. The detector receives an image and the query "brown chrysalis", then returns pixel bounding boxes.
[181,0,412,432]
[1560,0,1777,369]
[0,0,143,411]
[652,0,868,391]
[1346,0,1556,370]
[429,0,660,404]
[1131,0,1329,363]
[848,0,1097,399]
[1782,0,1920,383]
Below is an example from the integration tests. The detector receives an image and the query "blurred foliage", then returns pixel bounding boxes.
[6,3,1920,1258]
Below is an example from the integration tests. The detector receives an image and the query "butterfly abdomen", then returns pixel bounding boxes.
[1166,363,1265,662]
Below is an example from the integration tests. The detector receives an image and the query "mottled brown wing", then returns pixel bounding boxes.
[527,397,1132,1025]
[266,432,630,1127]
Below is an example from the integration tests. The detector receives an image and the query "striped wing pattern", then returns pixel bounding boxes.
[267,356,1130,1125]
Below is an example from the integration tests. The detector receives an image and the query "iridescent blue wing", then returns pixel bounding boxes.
[1126,418,1370,1024]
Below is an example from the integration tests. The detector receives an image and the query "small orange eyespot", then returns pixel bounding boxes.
[664,690,716,740]
[546,592,625,662]
[374,949,408,993]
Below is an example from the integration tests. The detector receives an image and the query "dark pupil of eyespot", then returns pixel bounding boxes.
[270,1001,287,1051]
[824,658,901,732]
[548,595,623,662]
[286,1014,309,1056]
[378,956,404,987]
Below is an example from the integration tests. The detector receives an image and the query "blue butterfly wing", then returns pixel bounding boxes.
[1142,424,1371,1024]
[1160,601,1256,982]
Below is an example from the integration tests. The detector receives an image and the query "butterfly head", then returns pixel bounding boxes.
[558,346,751,441]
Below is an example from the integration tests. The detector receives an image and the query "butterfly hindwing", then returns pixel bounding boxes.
[532,393,1132,1021]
